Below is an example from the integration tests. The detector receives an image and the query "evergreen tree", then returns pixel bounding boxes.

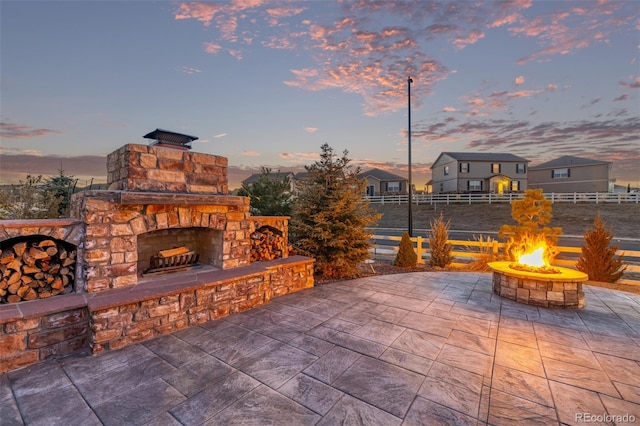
[42,168,77,217]
[237,167,293,216]
[290,143,381,279]
[394,232,417,267]
[498,189,562,263]
[428,213,453,268]
[576,214,626,282]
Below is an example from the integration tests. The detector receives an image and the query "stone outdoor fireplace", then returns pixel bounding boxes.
[0,130,314,373]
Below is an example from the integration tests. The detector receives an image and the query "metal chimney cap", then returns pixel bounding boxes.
[143,129,198,149]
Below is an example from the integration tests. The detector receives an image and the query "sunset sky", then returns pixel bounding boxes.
[1,0,638,189]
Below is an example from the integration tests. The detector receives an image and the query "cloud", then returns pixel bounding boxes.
[619,76,640,89]
[304,127,318,133]
[442,107,457,112]
[242,150,260,156]
[214,133,228,138]
[175,0,638,116]
[614,93,629,101]
[181,66,202,74]
[0,121,64,139]
[203,42,222,54]
[279,152,319,162]
[411,115,640,183]
[0,153,108,184]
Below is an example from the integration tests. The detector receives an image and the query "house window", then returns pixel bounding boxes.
[460,163,470,173]
[491,163,501,174]
[468,180,482,191]
[516,163,526,174]
[444,165,450,176]
[387,181,400,192]
[511,180,520,191]
[552,168,570,178]
[439,183,444,192]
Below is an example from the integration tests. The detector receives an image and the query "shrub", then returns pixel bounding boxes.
[429,213,453,268]
[498,189,562,263]
[576,214,626,282]
[394,232,417,267]
[465,235,500,272]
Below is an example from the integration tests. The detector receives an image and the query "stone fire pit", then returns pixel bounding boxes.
[489,261,587,308]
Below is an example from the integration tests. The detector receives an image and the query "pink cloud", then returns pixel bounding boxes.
[203,42,222,54]
[453,29,485,49]
[174,3,222,26]
[242,150,260,156]
[0,121,64,139]
[304,127,318,133]
[442,106,457,112]
[515,76,525,85]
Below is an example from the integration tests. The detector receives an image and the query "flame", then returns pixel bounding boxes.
[518,246,546,268]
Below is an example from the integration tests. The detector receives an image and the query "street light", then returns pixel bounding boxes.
[407,76,413,237]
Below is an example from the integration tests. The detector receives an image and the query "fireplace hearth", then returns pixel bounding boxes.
[0,131,314,373]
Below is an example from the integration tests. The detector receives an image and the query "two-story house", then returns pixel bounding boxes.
[358,168,408,196]
[431,152,530,194]
[528,156,614,193]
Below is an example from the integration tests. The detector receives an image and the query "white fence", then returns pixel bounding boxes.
[364,192,640,205]
[370,234,640,286]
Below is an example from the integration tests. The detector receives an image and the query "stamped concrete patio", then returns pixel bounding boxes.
[2,271,639,425]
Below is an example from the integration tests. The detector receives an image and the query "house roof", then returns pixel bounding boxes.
[241,171,294,185]
[358,168,407,181]
[432,152,529,168]
[529,155,611,170]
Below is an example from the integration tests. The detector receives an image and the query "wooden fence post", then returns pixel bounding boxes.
[415,236,425,264]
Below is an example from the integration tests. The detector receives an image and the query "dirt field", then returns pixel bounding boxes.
[371,202,640,239]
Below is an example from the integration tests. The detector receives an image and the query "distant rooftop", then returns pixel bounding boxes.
[529,155,610,169]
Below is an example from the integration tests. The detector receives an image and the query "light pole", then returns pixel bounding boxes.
[407,76,413,237]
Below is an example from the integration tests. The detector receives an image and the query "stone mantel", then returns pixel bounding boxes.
[74,190,248,207]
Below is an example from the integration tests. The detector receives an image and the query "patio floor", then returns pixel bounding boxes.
[2,272,640,425]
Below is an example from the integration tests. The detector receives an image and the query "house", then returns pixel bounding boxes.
[528,156,613,193]
[431,152,530,194]
[358,168,408,196]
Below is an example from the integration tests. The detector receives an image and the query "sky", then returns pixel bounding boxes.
[1,0,639,190]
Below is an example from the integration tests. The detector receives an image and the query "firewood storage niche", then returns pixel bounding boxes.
[0,235,77,303]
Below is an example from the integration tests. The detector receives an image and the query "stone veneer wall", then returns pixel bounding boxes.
[492,271,585,308]
[0,257,314,373]
[89,257,313,355]
[70,191,252,293]
[107,144,228,194]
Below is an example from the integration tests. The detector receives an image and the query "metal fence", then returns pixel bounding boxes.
[369,234,640,286]
[364,192,640,205]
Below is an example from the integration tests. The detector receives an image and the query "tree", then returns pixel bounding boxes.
[290,143,381,279]
[498,189,562,263]
[237,167,293,216]
[428,213,453,268]
[42,168,77,217]
[0,175,62,219]
[576,214,626,282]
[394,232,417,267]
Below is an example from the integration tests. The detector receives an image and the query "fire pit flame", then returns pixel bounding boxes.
[510,244,560,274]
[518,246,545,268]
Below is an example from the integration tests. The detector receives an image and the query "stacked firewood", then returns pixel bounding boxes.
[0,239,75,303]
[250,227,288,261]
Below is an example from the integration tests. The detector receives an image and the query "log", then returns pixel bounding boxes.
[29,247,49,260]
[13,242,27,256]
[158,246,190,258]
